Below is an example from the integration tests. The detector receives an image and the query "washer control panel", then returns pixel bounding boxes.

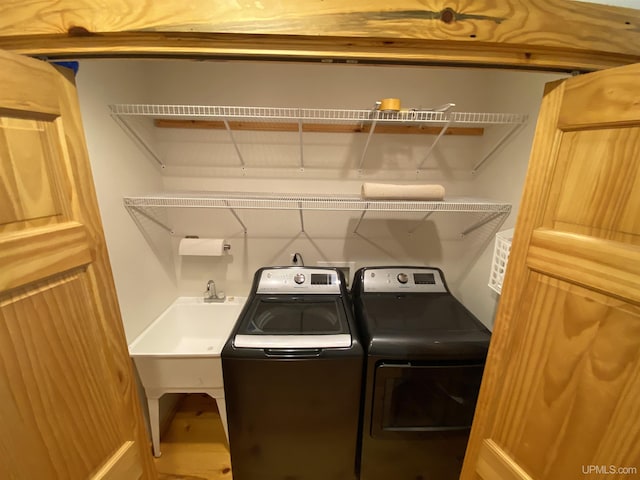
[362,268,447,293]
[257,268,341,294]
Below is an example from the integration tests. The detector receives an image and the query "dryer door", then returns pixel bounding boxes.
[371,362,484,438]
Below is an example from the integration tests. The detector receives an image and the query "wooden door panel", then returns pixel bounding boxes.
[462,63,640,480]
[0,82,95,292]
[527,230,640,303]
[551,129,640,239]
[558,68,640,129]
[0,117,60,224]
[0,50,155,479]
[0,116,70,226]
[0,222,92,291]
[91,441,143,480]
[0,53,59,117]
[1,274,124,477]
[477,440,533,480]
[490,274,640,479]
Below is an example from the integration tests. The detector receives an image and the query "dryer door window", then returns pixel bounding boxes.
[371,362,484,438]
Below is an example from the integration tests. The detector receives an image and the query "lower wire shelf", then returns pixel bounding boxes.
[123,191,512,236]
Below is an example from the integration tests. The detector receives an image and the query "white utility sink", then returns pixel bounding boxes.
[129,296,246,457]
[129,296,245,357]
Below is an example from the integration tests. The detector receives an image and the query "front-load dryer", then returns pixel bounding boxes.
[351,266,491,480]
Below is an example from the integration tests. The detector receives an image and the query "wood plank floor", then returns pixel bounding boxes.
[154,394,232,480]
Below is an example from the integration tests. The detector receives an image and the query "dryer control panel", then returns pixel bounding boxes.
[257,268,342,294]
[362,268,447,293]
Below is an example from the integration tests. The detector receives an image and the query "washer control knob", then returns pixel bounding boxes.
[397,273,409,284]
[294,273,306,284]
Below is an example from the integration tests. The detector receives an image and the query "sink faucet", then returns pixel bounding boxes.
[204,279,225,303]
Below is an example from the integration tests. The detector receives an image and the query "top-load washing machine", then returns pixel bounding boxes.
[351,266,491,480]
[222,266,363,480]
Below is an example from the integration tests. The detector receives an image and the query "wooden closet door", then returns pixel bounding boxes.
[0,50,156,479]
[461,63,640,479]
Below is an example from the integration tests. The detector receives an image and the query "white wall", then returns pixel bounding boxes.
[456,70,567,328]
[140,60,563,328]
[145,61,491,304]
[75,60,178,342]
[76,59,566,333]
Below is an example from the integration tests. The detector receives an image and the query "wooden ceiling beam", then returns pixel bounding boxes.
[0,1,638,72]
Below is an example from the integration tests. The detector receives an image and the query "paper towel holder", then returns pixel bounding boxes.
[184,235,231,252]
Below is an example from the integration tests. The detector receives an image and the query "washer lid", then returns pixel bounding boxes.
[232,294,352,349]
[234,334,352,348]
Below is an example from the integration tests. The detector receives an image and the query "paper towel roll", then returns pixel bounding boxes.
[178,238,229,256]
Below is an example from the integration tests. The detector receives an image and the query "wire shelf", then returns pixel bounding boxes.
[124,192,512,213]
[109,104,527,126]
[124,191,511,237]
[110,103,528,173]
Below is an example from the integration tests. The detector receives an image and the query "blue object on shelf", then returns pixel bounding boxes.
[52,61,79,76]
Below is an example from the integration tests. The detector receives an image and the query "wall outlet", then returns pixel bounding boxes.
[316,261,356,287]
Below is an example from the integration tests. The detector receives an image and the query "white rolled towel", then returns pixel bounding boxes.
[361,183,445,201]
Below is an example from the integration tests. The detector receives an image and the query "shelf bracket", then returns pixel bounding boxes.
[407,211,434,234]
[358,119,378,171]
[223,119,246,167]
[461,211,505,237]
[298,115,304,170]
[112,115,165,168]
[298,202,305,233]
[472,122,525,174]
[353,204,369,235]
[225,201,247,234]
[129,206,174,234]
[417,116,454,170]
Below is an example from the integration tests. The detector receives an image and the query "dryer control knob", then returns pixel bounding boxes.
[397,273,409,284]
[294,273,306,284]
